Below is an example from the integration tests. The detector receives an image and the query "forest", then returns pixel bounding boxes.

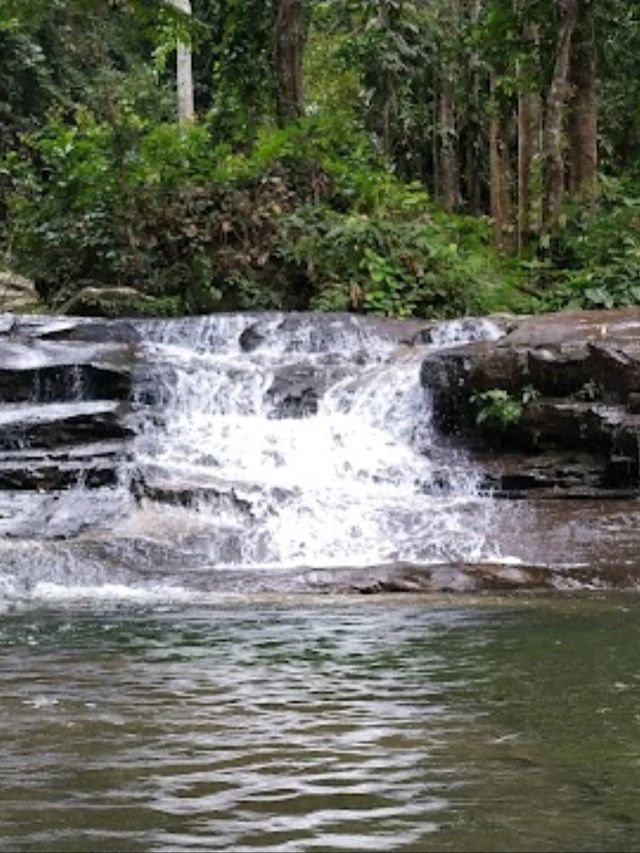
[1,0,639,319]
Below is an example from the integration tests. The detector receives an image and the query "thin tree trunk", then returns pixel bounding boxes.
[432,86,440,200]
[169,0,195,123]
[490,73,512,251]
[517,23,542,248]
[543,0,578,230]
[273,0,305,126]
[438,0,460,212]
[439,70,459,212]
[466,0,484,215]
[568,0,597,198]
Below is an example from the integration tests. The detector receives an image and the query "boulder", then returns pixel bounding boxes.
[60,286,154,318]
[0,272,42,313]
[420,308,640,496]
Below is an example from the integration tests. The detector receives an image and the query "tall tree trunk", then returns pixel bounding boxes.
[437,0,460,212]
[543,0,578,230]
[439,69,459,212]
[517,23,542,249]
[489,73,512,251]
[568,0,597,198]
[466,0,484,215]
[273,0,305,126]
[170,0,195,124]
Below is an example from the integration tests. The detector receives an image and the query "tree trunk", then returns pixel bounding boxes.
[273,0,305,126]
[568,0,597,198]
[517,24,542,248]
[490,73,512,251]
[466,0,484,215]
[169,0,195,124]
[543,0,578,230]
[439,69,459,212]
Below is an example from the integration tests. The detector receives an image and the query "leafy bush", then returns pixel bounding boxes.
[4,107,519,318]
[536,179,640,311]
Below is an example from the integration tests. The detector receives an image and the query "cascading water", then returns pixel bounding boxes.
[128,313,502,568]
[0,312,508,606]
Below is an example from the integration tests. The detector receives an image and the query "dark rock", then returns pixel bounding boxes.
[40,319,141,345]
[141,479,254,515]
[0,363,131,404]
[0,401,133,451]
[266,361,351,418]
[0,441,129,491]
[627,392,640,414]
[239,322,267,352]
[420,308,640,495]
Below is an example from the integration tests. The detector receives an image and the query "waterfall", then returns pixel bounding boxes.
[0,312,507,606]
[127,313,502,569]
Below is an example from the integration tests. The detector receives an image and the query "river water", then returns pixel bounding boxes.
[2,596,640,852]
[2,312,640,850]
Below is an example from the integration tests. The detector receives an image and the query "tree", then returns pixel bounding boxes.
[168,0,195,123]
[272,0,305,125]
[542,0,578,229]
[568,0,597,198]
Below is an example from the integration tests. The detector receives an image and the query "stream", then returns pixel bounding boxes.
[1,312,640,850]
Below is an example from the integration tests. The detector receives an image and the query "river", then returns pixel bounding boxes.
[2,596,640,852]
[1,312,640,850]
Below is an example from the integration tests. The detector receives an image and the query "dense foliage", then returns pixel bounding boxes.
[1,0,639,318]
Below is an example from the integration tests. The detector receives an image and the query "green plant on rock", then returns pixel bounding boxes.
[471,389,524,432]
[573,379,602,402]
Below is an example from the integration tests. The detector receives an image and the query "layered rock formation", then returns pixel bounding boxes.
[0,315,136,537]
[420,308,640,498]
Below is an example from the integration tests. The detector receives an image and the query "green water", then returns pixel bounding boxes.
[1,595,640,852]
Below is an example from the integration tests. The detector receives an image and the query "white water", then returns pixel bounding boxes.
[0,313,510,609]
[128,314,502,570]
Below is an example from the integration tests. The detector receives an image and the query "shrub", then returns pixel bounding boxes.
[4,108,520,318]
[536,178,640,312]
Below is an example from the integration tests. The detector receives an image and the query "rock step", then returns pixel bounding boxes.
[0,440,129,490]
[0,363,131,404]
[0,338,133,404]
[0,401,133,451]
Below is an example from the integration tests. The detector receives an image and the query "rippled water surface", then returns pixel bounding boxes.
[2,597,640,852]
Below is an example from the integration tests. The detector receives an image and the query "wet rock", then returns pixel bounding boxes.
[0,363,131,404]
[40,319,141,345]
[265,357,360,419]
[0,488,131,539]
[239,322,267,352]
[141,480,255,515]
[0,441,129,491]
[0,401,133,451]
[420,308,640,495]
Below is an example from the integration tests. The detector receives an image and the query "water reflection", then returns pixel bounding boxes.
[0,598,639,851]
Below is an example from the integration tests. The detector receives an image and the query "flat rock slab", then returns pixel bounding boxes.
[0,401,133,450]
[0,339,134,370]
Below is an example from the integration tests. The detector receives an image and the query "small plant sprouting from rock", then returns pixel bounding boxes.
[574,380,602,402]
[471,389,524,431]
[471,385,541,432]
